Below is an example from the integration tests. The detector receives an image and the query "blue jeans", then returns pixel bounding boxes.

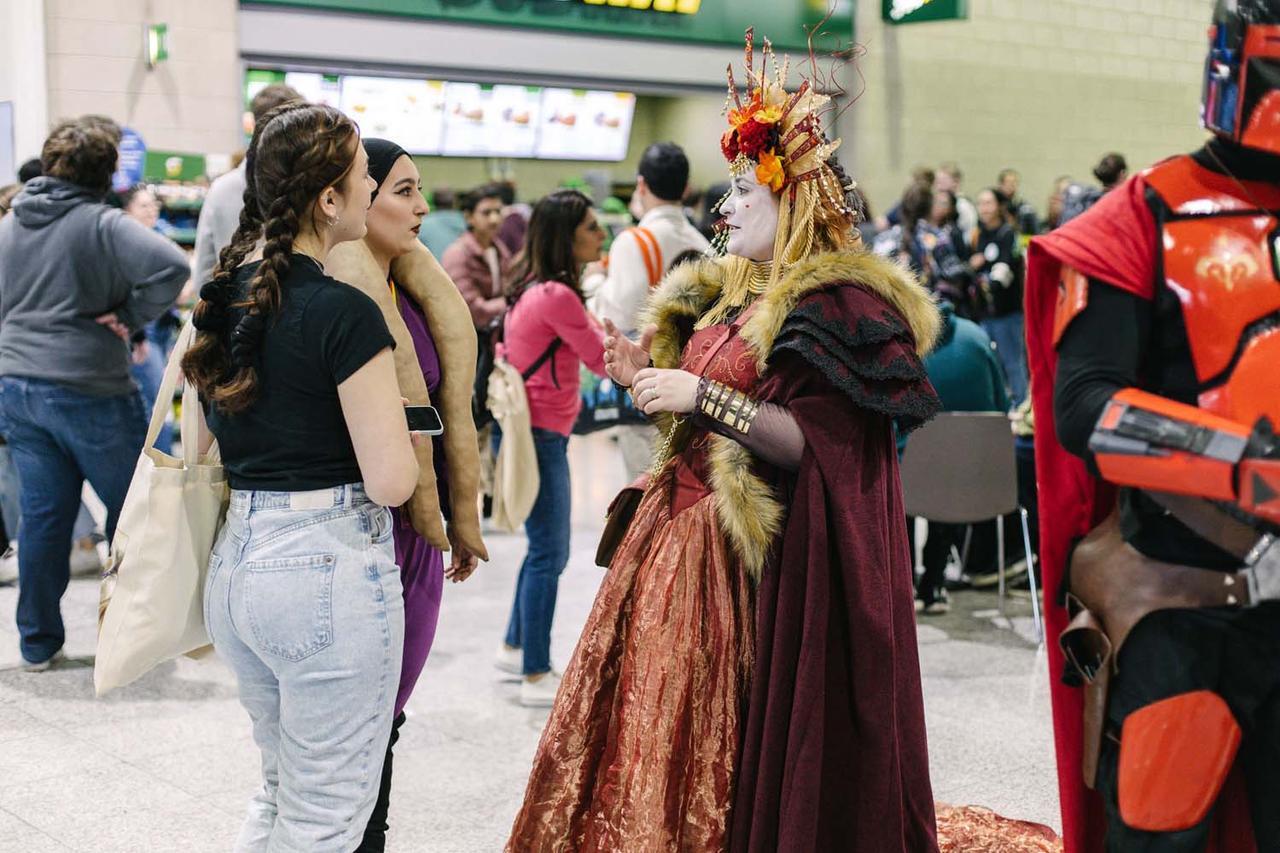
[0,377,145,663]
[205,484,403,853]
[982,312,1028,407]
[503,428,571,676]
[0,447,100,546]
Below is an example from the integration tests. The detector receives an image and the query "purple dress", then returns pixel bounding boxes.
[391,288,447,716]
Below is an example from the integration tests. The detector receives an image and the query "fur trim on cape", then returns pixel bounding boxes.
[641,250,939,580]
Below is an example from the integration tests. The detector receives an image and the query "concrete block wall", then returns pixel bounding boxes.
[44,0,241,155]
[851,0,1210,218]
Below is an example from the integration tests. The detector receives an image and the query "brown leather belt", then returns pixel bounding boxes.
[1059,498,1278,788]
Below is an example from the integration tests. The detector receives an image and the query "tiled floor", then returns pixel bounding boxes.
[0,433,1058,852]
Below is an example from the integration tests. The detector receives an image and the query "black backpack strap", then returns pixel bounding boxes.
[521,338,563,386]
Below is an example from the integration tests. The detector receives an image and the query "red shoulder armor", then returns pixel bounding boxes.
[1142,156,1280,432]
[1143,154,1280,215]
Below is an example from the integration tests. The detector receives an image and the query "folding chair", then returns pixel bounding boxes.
[900,411,1042,640]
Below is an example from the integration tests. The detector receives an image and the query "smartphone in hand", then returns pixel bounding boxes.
[405,405,444,436]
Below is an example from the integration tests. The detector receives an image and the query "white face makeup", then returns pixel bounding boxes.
[719,169,780,262]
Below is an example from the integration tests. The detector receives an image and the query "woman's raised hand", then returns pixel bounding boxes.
[602,318,656,389]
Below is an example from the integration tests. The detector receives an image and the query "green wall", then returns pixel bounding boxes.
[245,0,852,51]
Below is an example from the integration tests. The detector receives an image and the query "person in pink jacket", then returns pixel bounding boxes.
[495,189,606,707]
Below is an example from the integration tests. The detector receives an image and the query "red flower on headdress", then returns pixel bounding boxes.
[721,129,740,161]
[736,120,772,159]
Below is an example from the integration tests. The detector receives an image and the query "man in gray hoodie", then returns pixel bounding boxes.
[0,116,188,669]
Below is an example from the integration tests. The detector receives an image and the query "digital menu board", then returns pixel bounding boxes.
[441,83,542,158]
[284,71,341,108]
[340,75,446,155]
[245,69,636,161]
[535,89,635,162]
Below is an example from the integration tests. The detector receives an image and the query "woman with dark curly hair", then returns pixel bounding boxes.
[184,102,420,851]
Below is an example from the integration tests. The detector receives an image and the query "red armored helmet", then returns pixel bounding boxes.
[1202,0,1280,155]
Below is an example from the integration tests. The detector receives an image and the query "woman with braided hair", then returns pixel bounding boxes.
[183,102,421,851]
[508,32,940,852]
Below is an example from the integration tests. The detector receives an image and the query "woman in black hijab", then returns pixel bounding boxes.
[340,138,487,852]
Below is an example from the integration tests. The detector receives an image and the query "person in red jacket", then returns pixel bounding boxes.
[1025,2,1280,849]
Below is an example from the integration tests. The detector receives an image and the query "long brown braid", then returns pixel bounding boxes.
[183,102,360,414]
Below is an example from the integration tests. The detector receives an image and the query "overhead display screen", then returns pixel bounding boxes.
[442,83,543,158]
[245,69,635,161]
[283,71,341,108]
[340,75,447,155]
[535,89,636,162]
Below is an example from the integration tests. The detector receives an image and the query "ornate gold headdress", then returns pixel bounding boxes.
[707,28,859,318]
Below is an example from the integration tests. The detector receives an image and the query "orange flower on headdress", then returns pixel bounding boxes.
[752,104,783,125]
[755,150,786,192]
[728,92,764,129]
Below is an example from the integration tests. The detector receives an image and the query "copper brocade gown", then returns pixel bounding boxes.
[507,321,758,852]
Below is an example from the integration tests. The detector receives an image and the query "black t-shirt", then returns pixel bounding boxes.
[204,254,395,492]
[973,223,1023,317]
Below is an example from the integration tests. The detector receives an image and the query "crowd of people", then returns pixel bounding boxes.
[0,75,1090,850]
[854,154,1131,613]
[0,43,958,843]
[7,3,1274,847]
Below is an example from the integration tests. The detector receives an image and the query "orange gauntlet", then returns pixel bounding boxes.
[1089,387,1280,528]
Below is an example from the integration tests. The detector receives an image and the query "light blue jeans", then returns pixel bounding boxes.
[204,483,404,853]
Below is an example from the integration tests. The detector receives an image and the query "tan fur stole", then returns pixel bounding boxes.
[326,241,488,560]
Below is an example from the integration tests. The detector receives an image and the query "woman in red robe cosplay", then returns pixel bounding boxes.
[506,32,942,852]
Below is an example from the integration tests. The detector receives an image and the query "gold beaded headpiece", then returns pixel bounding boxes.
[711,28,860,305]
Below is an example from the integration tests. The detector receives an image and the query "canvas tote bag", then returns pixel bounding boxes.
[95,322,229,695]
[486,355,540,533]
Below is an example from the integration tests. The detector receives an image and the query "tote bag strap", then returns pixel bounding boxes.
[181,369,218,467]
[145,322,193,453]
[147,321,215,468]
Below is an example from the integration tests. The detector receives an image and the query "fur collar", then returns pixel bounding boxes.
[646,250,939,373]
[641,249,939,580]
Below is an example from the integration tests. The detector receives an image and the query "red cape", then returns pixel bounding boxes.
[1027,166,1256,853]
[1026,175,1155,853]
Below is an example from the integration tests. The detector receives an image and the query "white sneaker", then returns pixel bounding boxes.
[495,645,523,675]
[22,649,65,673]
[0,547,16,586]
[519,671,562,708]
[69,539,103,578]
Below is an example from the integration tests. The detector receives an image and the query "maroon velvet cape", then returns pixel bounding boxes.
[730,285,941,853]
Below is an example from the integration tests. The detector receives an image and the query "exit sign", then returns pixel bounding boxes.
[581,0,702,13]
[883,0,966,24]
